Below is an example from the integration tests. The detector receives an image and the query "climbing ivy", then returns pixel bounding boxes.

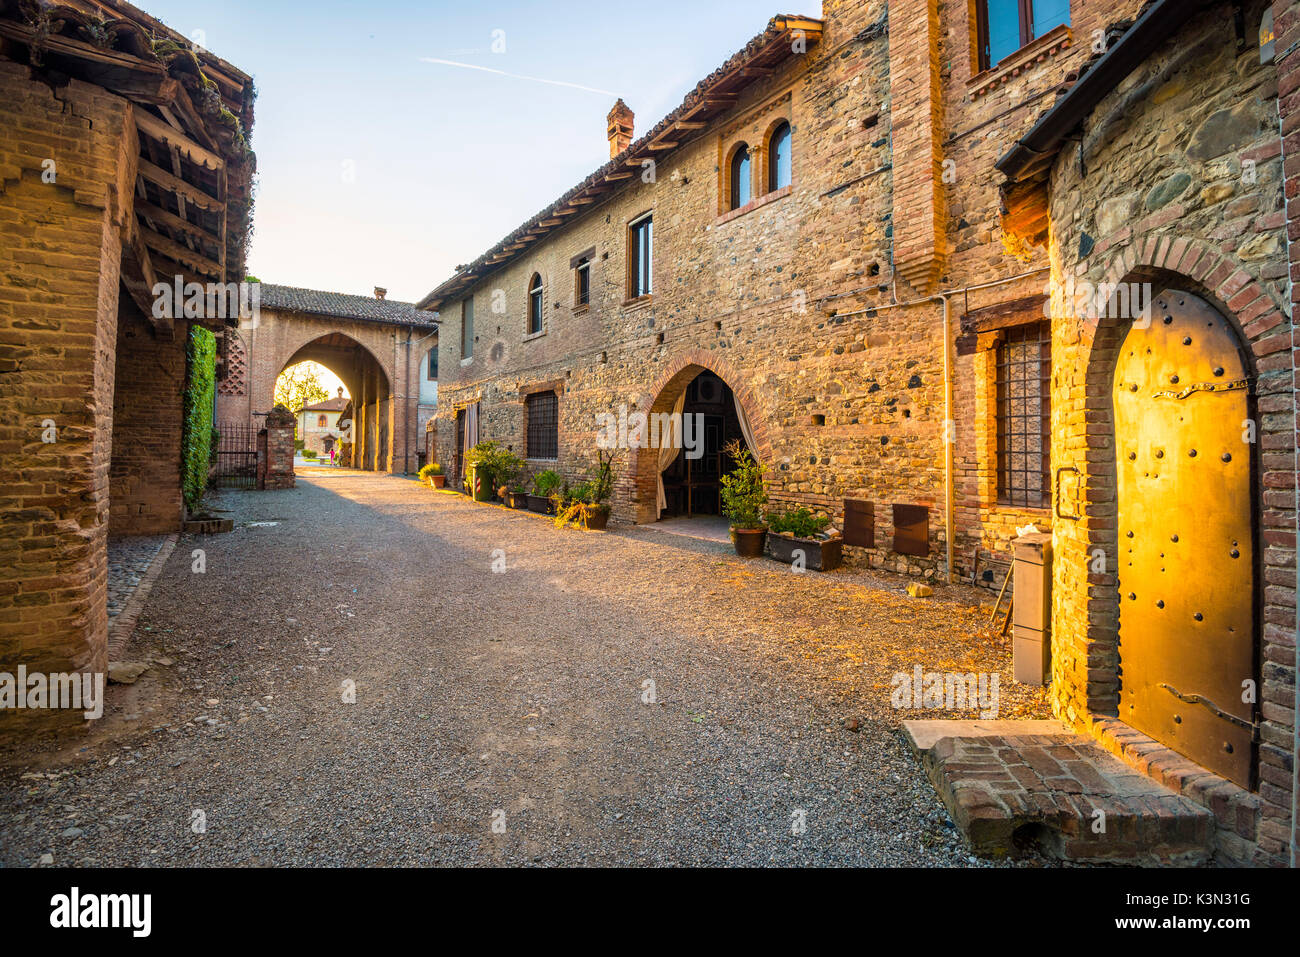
[181,325,216,512]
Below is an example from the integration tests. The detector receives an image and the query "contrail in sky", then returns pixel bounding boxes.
[420,58,616,97]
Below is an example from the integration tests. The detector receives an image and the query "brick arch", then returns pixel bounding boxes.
[626,348,774,524]
[1057,236,1292,806]
[1091,237,1288,366]
[270,328,394,405]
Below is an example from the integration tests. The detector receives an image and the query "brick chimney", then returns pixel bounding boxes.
[607,99,634,158]
[374,286,387,300]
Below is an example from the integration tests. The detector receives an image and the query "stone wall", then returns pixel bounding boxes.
[0,62,138,730]
[109,303,187,534]
[1045,0,1293,866]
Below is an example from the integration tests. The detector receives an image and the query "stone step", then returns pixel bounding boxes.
[903,720,1215,865]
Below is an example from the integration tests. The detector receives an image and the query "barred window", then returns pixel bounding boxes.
[996,322,1051,507]
[526,391,558,460]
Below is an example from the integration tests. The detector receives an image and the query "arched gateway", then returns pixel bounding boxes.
[214,283,438,474]
[629,351,772,524]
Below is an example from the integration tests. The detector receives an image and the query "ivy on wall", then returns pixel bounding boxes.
[181,325,216,512]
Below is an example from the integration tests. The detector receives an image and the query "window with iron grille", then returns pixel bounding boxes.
[996,322,1051,507]
[526,391,558,460]
[461,298,474,358]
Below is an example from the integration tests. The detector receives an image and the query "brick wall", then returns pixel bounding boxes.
[109,302,187,534]
[0,62,137,731]
[1271,0,1300,867]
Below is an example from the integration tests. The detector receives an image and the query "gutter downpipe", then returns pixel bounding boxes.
[874,268,1051,585]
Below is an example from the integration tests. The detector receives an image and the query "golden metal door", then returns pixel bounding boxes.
[1113,289,1256,788]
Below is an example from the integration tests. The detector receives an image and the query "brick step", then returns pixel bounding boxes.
[903,720,1214,865]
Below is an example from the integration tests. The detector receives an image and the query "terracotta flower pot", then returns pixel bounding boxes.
[730,526,767,558]
[585,506,610,530]
[431,474,446,488]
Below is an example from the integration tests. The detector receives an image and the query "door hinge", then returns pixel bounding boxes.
[1159,682,1259,741]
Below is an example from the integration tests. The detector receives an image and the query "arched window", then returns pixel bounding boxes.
[317,414,327,428]
[768,122,791,192]
[729,144,751,210]
[528,273,543,334]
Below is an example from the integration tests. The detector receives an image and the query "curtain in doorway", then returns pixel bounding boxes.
[733,392,756,457]
[466,401,479,450]
[656,390,688,517]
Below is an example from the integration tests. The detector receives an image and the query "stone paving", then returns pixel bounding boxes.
[106,535,169,626]
[905,722,1215,865]
[1,471,1054,867]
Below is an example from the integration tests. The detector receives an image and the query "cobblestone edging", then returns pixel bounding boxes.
[106,535,177,662]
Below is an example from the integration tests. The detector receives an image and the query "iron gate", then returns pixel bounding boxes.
[214,420,259,488]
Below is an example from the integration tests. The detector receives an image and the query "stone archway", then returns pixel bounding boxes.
[274,333,392,471]
[627,349,773,524]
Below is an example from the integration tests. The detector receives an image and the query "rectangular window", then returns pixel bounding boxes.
[575,259,590,306]
[461,298,474,359]
[996,322,1051,508]
[977,0,1071,71]
[629,214,652,298]
[526,391,558,460]
[427,345,438,380]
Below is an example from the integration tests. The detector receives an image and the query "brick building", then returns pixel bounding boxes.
[216,283,438,473]
[297,388,348,457]
[422,0,1298,864]
[0,0,256,732]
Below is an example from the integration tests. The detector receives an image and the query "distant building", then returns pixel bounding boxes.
[297,388,350,456]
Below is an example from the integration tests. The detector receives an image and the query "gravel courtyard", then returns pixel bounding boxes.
[1,470,1050,867]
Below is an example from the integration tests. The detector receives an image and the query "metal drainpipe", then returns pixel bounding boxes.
[865,268,1051,584]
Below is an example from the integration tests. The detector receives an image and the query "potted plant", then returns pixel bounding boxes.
[505,477,530,509]
[529,470,562,514]
[418,462,446,489]
[766,506,843,571]
[720,440,767,557]
[553,455,614,530]
[464,441,523,502]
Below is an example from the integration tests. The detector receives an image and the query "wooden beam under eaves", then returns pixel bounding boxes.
[138,159,224,212]
[135,108,224,171]
[141,225,224,279]
[135,200,221,251]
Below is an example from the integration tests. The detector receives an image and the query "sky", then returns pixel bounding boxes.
[141,0,823,306]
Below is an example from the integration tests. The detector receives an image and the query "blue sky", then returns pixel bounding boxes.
[142,0,822,305]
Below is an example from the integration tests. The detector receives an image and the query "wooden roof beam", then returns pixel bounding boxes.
[141,225,224,279]
[135,108,224,171]
[138,159,224,212]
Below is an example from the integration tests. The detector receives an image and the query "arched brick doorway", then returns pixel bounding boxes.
[274,333,392,471]
[628,350,772,524]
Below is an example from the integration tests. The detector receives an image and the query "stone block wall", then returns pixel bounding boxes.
[0,62,137,730]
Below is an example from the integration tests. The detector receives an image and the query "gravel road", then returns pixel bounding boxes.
[1,470,1051,866]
